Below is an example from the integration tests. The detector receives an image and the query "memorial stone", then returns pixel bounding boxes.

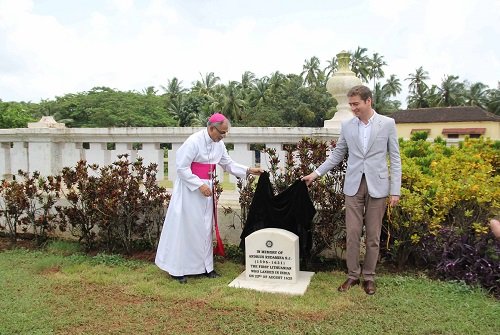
[245,228,299,283]
[229,228,314,295]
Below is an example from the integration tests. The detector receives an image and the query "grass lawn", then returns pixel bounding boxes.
[0,240,498,335]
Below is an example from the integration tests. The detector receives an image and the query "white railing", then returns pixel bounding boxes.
[0,126,340,185]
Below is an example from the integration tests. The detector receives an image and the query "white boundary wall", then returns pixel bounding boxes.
[0,127,340,185]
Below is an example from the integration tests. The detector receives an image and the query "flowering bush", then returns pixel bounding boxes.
[230,134,499,294]
[419,227,499,297]
[384,134,499,295]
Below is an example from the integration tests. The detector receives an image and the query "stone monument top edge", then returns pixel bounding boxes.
[28,116,66,129]
[247,227,298,240]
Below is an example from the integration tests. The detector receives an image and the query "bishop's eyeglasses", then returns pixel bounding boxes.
[213,125,228,135]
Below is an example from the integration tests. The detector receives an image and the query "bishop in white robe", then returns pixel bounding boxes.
[155,113,262,282]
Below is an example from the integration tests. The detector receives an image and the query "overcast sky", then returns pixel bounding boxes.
[1,0,499,106]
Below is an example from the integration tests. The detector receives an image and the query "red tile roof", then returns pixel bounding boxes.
[390,106,500,123]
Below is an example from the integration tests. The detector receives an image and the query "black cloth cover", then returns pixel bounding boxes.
[239,172,316,260]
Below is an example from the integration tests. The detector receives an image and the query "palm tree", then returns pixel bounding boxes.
[406,66,429,94]
[220,81,245,122]
[240,71,256,90]
[407,85,431,108]
[465,82,488,109]
[268,71,288,93]
[238,71,256,101]
[435,75,466,107]
[161,77,186,99]
[486,84,500,115]
[167,96,198,127]
[368,53,387,94]
[249,78,269,107]
[316,69,328,87]
[141,86,157,96]
[324,56,338,78]
[406,67,431,108]
[382,74,402,97]
[373,82,402,115]
[192,72,220,97]
[374,74,403,114]
[205,94,222,115]
[301,56,321,86]
[426,85,442,107]
[350,46,370,83]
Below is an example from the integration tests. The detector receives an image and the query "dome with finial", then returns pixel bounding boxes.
[324,51,362,129]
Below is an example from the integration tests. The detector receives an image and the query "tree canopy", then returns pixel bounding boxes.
[1,46,498,128]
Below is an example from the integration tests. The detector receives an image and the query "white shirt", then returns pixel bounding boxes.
[358,112,375,154]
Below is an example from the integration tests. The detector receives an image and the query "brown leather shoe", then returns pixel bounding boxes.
[362,280,376,295]
[338,278,360,292]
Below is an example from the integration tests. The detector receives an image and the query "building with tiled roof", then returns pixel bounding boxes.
[389,106,500,140]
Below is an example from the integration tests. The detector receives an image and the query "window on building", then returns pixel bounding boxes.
[442,128,486,139]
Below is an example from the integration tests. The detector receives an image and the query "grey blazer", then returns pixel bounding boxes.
[315,112,402,198]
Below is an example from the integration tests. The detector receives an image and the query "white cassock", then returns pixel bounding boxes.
[155,129,248,276]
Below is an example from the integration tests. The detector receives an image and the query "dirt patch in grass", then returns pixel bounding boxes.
[51,281,228,334]
[127,249,156,262]
[50,279,333,334]
[0,234,38,251]
[40,265,61,275]
[51,281,162,334]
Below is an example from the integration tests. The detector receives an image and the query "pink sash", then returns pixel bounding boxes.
[191,162,216,179]
[190,162,225,257]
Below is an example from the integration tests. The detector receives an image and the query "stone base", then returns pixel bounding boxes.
[228,270,315,295]
[323,118,342,129]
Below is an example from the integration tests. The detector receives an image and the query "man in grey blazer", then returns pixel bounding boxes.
[302,85,401,295]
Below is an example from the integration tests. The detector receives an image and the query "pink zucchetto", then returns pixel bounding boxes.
[208,113,226,123]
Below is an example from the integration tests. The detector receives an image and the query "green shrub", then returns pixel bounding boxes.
[227,138,347,264]
[384,137,499,269]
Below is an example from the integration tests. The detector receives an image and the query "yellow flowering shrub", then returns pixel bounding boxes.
[384,135,499,267]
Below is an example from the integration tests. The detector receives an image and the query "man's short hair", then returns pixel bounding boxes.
[347,85,372,101]
[207,118,230,128]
